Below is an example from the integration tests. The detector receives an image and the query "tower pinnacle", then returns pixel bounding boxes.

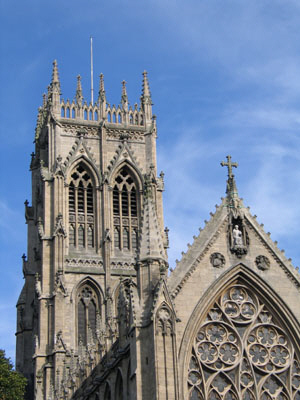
[98,73,106,118]
[121,80,128,110]
[49,60,61,115]
[51,60,60,90]
[76,75,83,106]
[140,70,152,121]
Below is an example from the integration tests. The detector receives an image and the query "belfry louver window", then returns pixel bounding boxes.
[112,166,139,251]
[68,163,95,250]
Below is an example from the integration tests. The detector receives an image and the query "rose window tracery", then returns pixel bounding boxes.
[187,284,300,400]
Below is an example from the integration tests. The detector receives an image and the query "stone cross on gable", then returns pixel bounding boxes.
[221,155,238,178]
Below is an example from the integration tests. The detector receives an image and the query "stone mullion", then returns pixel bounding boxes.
[75,187,78,248]
[128,188,132,250]
[95,186,100,253]
[84,187,87,249]
[119,189,123,250]
[84,302,89,345]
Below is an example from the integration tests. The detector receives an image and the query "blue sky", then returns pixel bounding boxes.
[1,0,300,363]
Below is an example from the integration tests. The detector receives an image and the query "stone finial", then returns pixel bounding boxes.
[141,71,151,100]
[76,75,83,106]
[51,60,60,91]
[221,155,238,179]
[221,156,242,217]
[98,73,106,102]
[140,70,152,120]
[121,80,128,110]
[48,60,61,115]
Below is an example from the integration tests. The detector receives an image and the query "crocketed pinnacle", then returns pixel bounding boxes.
[51,60,61,93]
[141,70,151,103]
[138,195,167,262]
[121,80,128,109]
[76,75,83,106]
[98,73,106,103]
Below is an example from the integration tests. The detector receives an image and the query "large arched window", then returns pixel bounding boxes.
[68,162,95,250]
[187,282,300,400]
[112,166,139,251]
[77,283,100,346]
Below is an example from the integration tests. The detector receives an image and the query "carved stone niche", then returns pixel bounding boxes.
[228,217,249,258]
[255,255,270,271]
[210,252,225,268]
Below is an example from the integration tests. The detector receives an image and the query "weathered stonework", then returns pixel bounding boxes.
[16,61,300,400]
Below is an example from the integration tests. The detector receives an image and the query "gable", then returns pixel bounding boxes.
[177,265,300,399]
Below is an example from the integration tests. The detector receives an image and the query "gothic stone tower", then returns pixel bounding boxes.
[17,61,300,400]
[16,61,168,399]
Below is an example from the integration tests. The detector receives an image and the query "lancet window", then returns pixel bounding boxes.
[112,166,139,251]
[68,163,95,250]
[187,283,300,400]
[77,284,100,346]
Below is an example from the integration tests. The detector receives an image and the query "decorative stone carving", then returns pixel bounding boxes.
[187,284,299,400]
[53,213,67,238]
[255,255,270,271]
[210,252,225,268]
[54,271,68,296]
[230,224,247,257]
[35,273,42,297]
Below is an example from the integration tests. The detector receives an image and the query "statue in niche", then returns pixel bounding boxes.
[230,223,247,257]
[233,225,243,246]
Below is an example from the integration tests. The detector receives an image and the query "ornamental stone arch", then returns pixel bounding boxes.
[155,301,179,399]
[66,157,101,252]
[66,155,101,187]
[179,263,300,400]
[110,161,143,253]
[71,276,104,347]
[109,159,143,189]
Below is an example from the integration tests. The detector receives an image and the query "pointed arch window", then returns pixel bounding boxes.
[187,282,300,400]
[112,166,139,251]
[77,284,100,346]
[68,163,95,251]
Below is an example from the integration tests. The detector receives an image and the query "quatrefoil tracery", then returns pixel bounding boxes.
[187,284,299,400]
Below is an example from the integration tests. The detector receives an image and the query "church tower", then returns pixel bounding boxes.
[16,61,168,399]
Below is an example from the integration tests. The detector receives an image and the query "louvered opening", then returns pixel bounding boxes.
[113,186,119,215]
[87,184,93,214]
[69,183,75,212]
[122,186,129,216]
[78,183,84,213]
[131,188,137,217]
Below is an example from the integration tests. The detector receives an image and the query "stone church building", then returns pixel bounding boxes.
[16,61,300,400]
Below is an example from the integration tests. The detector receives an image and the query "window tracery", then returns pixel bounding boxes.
[112,166,139,251]
[187,284,300,400]
[77,284,100,346]
[68,163,95,250]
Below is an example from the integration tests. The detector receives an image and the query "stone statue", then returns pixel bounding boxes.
[233,225,243,246]
[35,273,42,297]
